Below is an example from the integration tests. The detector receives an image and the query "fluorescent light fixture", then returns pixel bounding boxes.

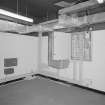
[97,0,104,3]
[0,9,33,23]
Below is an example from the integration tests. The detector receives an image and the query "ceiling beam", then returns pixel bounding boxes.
[59,0,98,14]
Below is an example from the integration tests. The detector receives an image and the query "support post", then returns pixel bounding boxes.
[37,29,42,72]
[73,61,77,81]
[79,61,83,82]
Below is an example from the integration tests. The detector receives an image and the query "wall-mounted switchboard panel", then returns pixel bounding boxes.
[4,58,17,67]
[71,31,91,61]
[4,68,14,75]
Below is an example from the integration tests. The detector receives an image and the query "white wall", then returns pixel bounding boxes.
[41,36,48,66]
[0,32,38,81]
[53,32,70,60]
[41,31,105,92]
[41,32,74,79]
[83,30,105,92]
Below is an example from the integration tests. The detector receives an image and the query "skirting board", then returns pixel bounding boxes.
[0,72,104,95]
[36,73,105,95]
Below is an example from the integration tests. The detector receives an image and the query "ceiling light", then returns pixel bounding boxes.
[0,9,33,23]
[97,0,104,3]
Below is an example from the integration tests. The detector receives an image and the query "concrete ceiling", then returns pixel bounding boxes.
[0,0,88,23]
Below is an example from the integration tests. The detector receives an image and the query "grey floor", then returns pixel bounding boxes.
[0,77,105,105]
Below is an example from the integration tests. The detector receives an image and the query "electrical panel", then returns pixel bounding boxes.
[4,58,17,67]
[4,68,14,75]
[71,31,91,61]
[4,58,17,75]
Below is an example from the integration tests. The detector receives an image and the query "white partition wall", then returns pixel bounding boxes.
[41,30,105,92]
[83,30,105,92]
[2,29,105,92]
[41,32,74,80]
[53,32,70,60]
[0,32,38,82]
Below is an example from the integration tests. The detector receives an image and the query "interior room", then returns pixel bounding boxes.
[0,0,105,105]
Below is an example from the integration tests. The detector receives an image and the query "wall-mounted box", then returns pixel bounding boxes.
[71,31,91,61]
[4,68,14,75]
[4,58,17,67]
